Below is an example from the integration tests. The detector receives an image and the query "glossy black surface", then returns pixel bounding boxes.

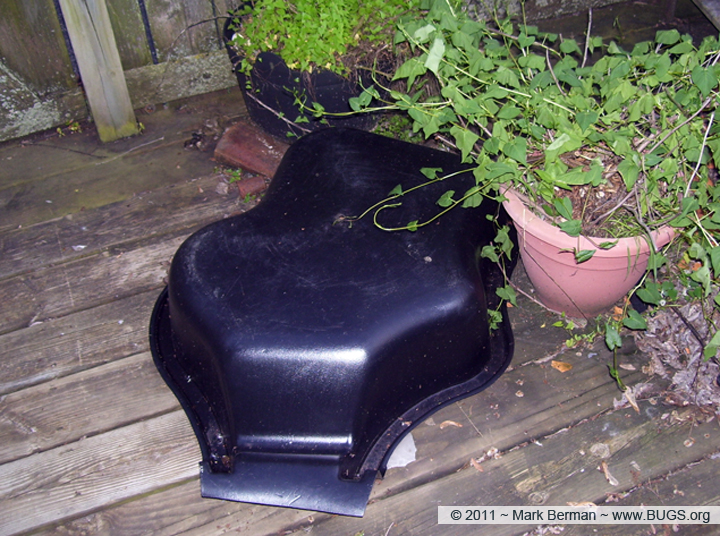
[149,128,517,516]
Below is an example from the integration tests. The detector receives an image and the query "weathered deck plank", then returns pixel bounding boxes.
[0,232,184,335]
[0,411,200,536]
[0,172,245,280]
[278,406,720,536]
[0,351,178,464]
[0,291,155,395]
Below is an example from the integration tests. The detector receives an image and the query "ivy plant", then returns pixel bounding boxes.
[313,0,720,364]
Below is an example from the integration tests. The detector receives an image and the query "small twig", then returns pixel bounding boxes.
[243,92,312,134]
[646,94,717,157]
[546,47,567,97]
[685,110,715,197]
[95,137,165,165]
[581,8,592,69]
[497,261,550,310]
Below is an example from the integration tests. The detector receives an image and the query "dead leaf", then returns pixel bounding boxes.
[551,360,573,373]
[612,306,624,322]
[618,363,636,371]
[515,390,525,397]
[624,388,640,413]
[600,460,619,486]
[470,458,484,472]
[567,501,597,507]
[439,420,463,429]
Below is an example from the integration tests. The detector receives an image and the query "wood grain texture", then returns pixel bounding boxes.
[0,173,244,280]
[57,0,138,141]
[0,410,200,536]
[0,351,179,464]
[0,291,155,396]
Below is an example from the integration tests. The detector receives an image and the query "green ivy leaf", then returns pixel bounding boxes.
[553,197,574,220]
[497,104,521,119]
[407,220,419,232]
[559,38,581,55]
[389,184,404,196]
[709,246,720,275]
[655,29,681,45]
[481,244,499,262]
[576,111,599,132]
[691,65,718,97]
[450,126,479,162]
[392,57,427,88]
[637,283,662,305]
[501,136,527,164]
[623,309,648,330]
[496,284,517,306]
[462,186,484,208]
[617,158,640,190]
[574,249,596,263]
[437,190,456,207]
[704,330,720,360]
[421,167,442,180]
[559,219,582,237]
[425,37,446,74]
[605,324,622,351]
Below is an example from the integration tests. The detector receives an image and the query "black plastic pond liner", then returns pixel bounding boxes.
[149,128,517,517]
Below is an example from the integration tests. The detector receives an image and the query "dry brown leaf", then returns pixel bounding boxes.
[439,420,463,429]
[600,460,619,486]
[551,360,573,373]
[624,388,640,413]
[566,501,597,507]
[470,458,484,472]
[612,306,624,322]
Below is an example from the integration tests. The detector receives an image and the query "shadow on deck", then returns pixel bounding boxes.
[1,3,720,534]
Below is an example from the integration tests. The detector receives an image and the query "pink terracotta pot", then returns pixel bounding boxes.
[502,188,676,318]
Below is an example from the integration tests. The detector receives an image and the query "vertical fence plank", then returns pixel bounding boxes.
[57,0,139,142]
[0,1,76,92]
[145,0,219,62]
[106,0,153,70]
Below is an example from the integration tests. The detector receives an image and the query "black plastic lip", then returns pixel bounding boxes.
[150,288,377,516]
[200,454,376,517]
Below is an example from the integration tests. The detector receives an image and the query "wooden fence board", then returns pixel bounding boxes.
[124,50,237,109]
[0,352,178,464]
[57,0,139,142]
[0,0,75,92]
[106,0,153,70]
[0,291,155,396]
[0,410,200,536]
[145,0,219,62]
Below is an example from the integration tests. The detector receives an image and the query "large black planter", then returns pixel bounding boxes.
[149,128,517,516]
[223,15,379,139]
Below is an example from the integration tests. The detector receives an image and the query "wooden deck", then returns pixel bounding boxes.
[1,87,720,536]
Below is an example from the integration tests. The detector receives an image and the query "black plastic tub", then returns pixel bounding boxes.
[150,128,517,516]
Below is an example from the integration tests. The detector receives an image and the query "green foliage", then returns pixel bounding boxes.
[227,0,419,75]
[328,0,720,358]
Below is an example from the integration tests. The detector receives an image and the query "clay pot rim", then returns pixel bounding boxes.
[500,186,676,259]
